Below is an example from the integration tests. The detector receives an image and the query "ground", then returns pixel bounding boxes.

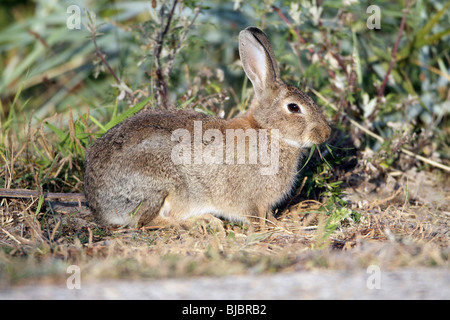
[0,160,448,299]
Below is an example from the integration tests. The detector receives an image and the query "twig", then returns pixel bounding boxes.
[28,30,49,49]
[166,1,203,77]
[411,58,450,81]
[368,186,404,210]
[1,228,22,245]
[310,88,450,172]
[271,6,313,53]
[272,5,335,79]
[279,176,309,214]
[399,148,450,172]
[323,34,349,77]
[89,25,121,85]
[154,0,179,109]
[85,10,135,101]
[369,0,410,121]
[0,188,86,202]
[113,225,165,232]
[190,92,223,108]
[311,88,384,143]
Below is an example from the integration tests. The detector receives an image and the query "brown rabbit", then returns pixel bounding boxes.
[84,27,331,229]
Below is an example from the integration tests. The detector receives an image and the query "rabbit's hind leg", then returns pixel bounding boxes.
[131,190,171,228]
[144,193,225,233]
[245,205,282,231]
[181,214,225,234]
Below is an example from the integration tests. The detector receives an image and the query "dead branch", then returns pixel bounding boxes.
[368,186,404,210]
[0,188,86,202]
[154,0,179,109]
[85,11,121,85]
[85,10,135,101]
[165,1,203,78]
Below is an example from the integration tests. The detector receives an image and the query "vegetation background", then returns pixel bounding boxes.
[0,0,449,289]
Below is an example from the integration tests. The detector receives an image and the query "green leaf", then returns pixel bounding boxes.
[89,115,107,133]
[104,96,152,131]
[177,96,195,109]
[44,122,68,141]
[325,143,334,157]
[423,28,450,46]
[35,195,45,217]
[416,2,450,43]
[298,144,316,173]
[397,2,450,60]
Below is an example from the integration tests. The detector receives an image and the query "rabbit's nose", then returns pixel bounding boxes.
[310,123,331,144]
[323,123,331,142]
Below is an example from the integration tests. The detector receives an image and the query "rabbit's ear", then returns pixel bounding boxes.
[239,27,280,100]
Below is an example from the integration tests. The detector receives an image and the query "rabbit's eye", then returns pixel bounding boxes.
[287,103,301,113]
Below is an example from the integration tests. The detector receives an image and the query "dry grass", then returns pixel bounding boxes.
[1,171,449,287]
[1,114,449,287]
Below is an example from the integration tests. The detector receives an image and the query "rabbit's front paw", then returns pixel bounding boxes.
[182,214,225,235]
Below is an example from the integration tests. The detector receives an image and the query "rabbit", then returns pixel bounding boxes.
[84,26,331,229]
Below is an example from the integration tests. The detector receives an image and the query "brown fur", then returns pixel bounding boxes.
[84,27,331,228]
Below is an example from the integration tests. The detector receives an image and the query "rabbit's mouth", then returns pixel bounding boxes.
[308,125,331,145]
[281,138,315,149]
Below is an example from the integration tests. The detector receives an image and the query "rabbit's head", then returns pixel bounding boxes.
[239,27,331,148]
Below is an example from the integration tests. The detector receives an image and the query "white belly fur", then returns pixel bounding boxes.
[157,199,248,224]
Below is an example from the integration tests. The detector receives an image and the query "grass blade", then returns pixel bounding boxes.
[89,115,107,133]
[104,96,152,131]
[44,122,68,141]
[298,144,316,173]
